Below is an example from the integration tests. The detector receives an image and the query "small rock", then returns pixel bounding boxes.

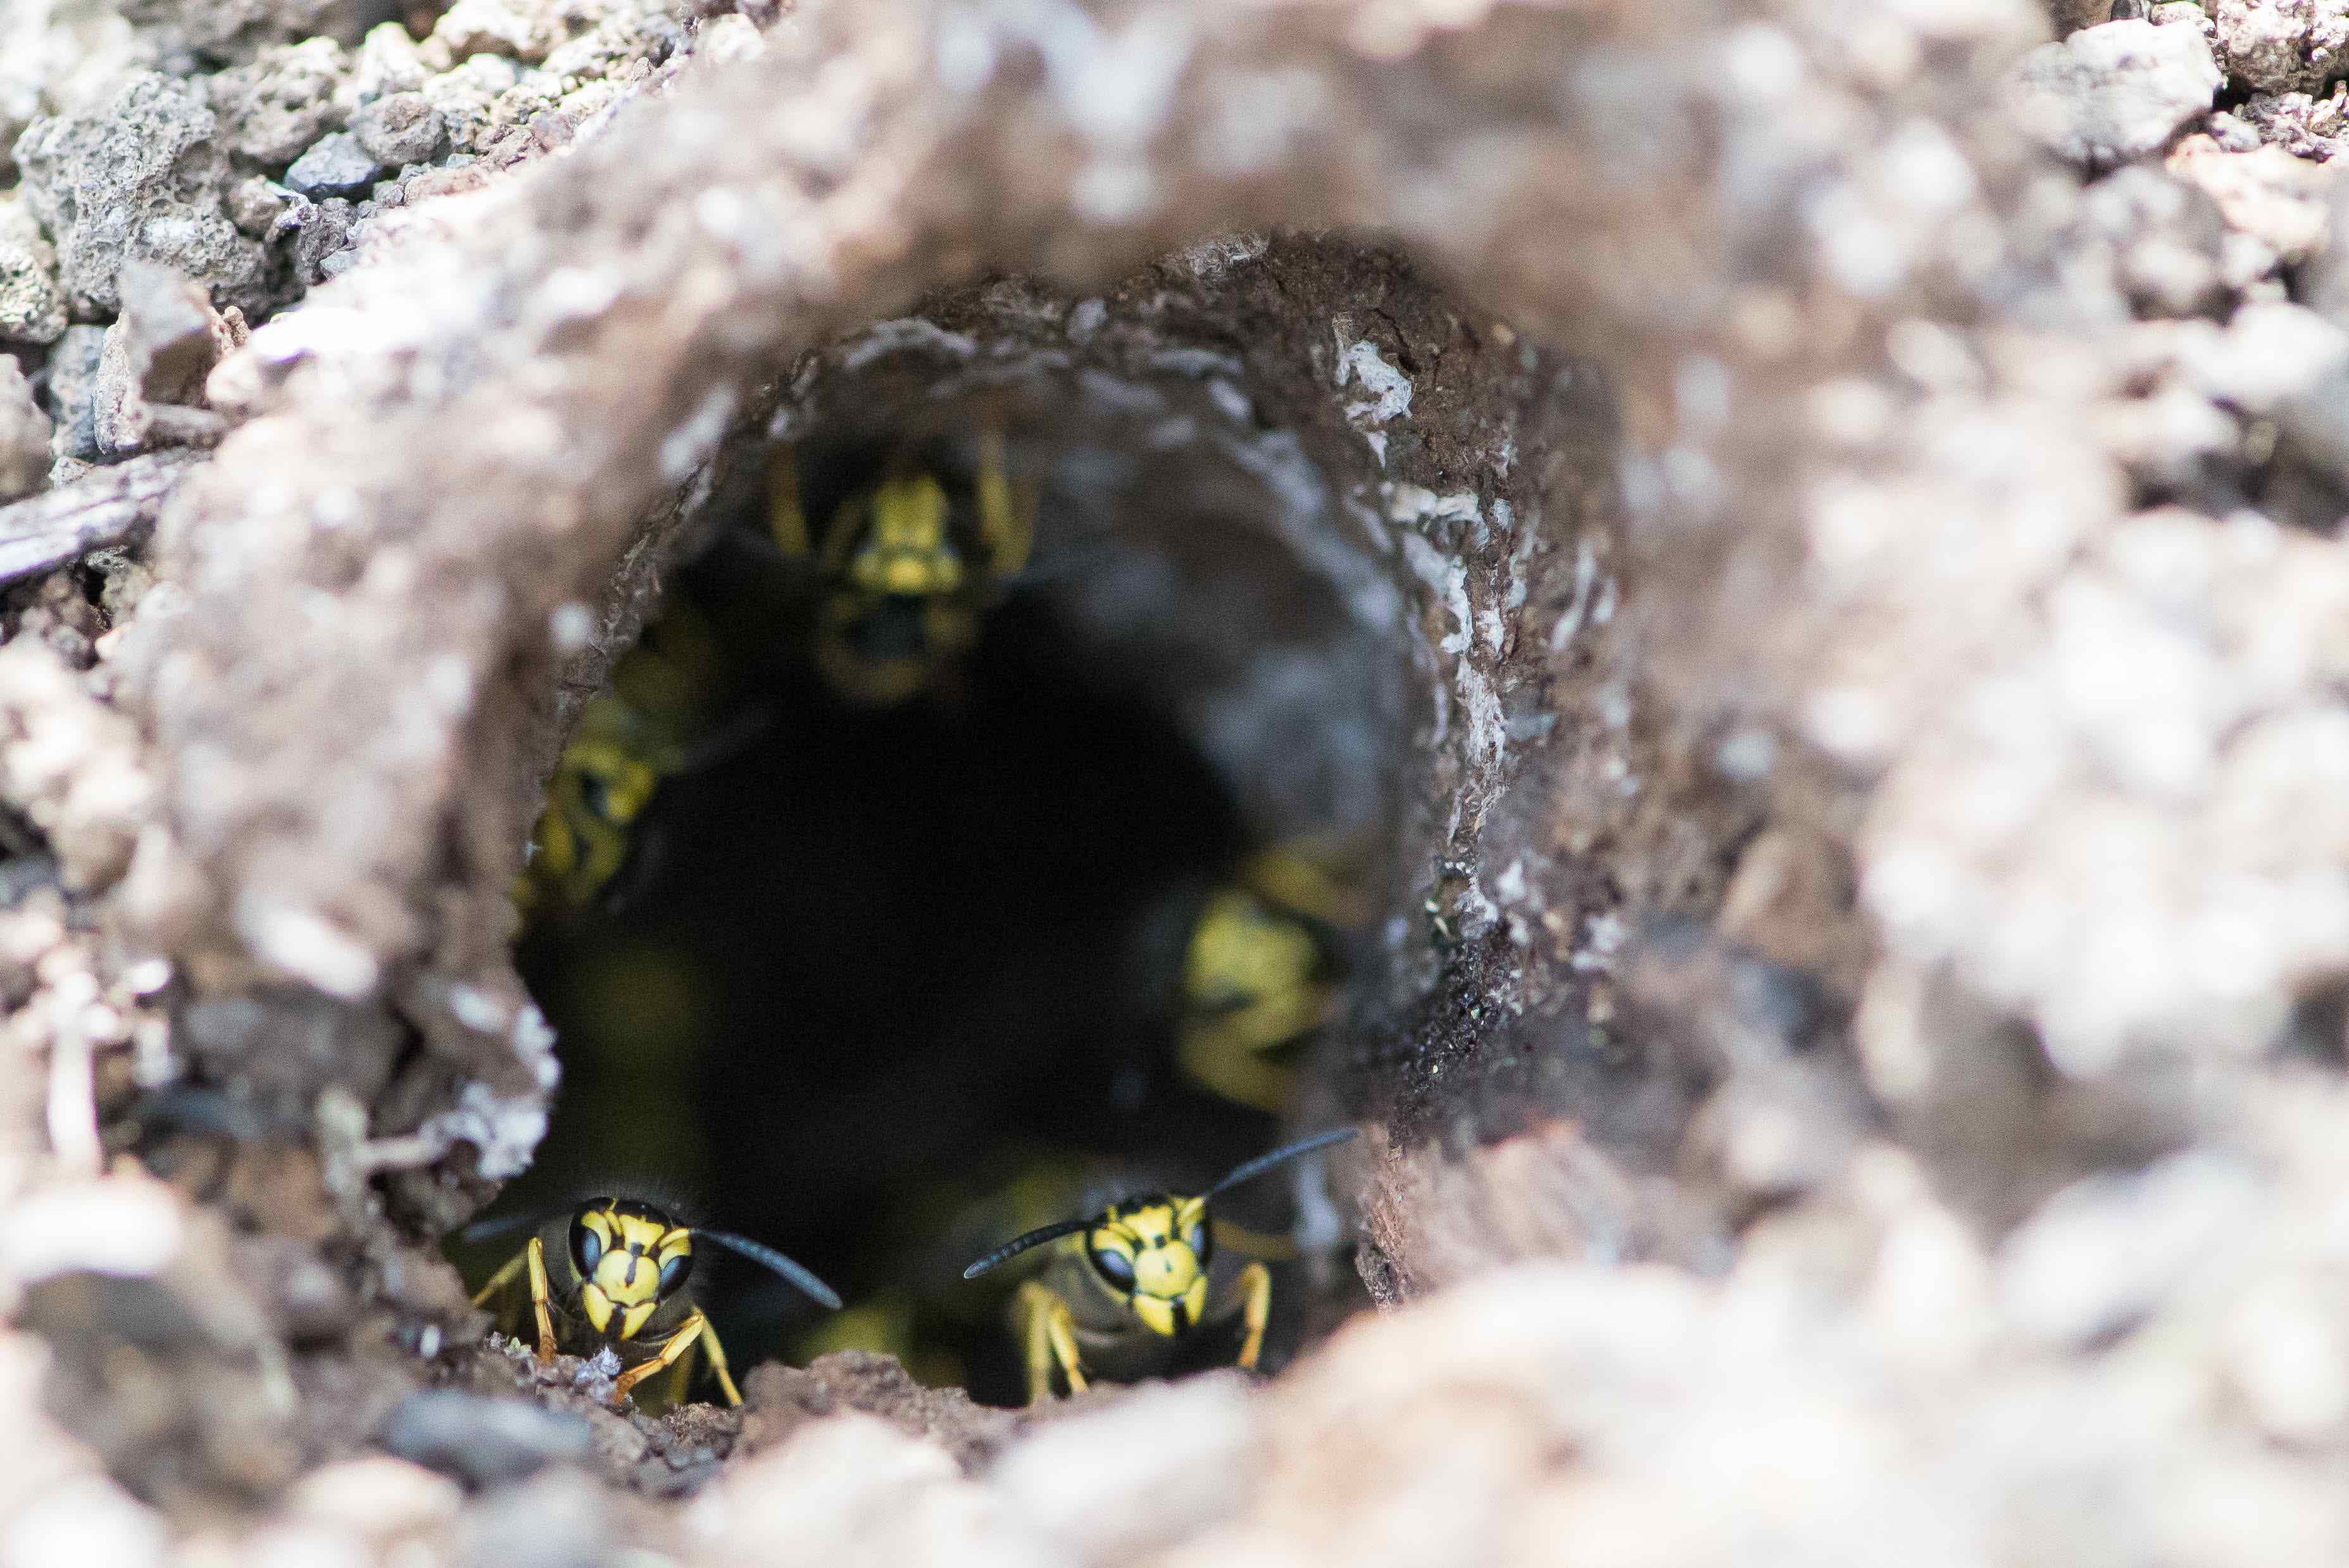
[208,37,349,166]
[0,1475,166,1568]
[288,1455,463,1538]
[0,360,52,502]
[2051,0,2117,34]
[1999,1151,2258,1348]
[350,92,445,166]
[12,72,270,318]
[2083,165,2227,317]
[225,175,292,239]
[2011,18,2223,171]
[2210,0,2349,93]
[283,131,382,199]
[44,325,108,463]
[90,261,240,457]
[2167,135,2333,267]
[432,0,562,64]
[349,20,430,103]
[0,198,65,346]
[272,194,358,285]
[451,1469,610,1568]
[420,54,522,154]
[116,259,237,405]
[991,1377,1258,1562]
[379,1389,594,1488]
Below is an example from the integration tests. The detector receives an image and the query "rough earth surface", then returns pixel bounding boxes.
[4,0,2349,1563]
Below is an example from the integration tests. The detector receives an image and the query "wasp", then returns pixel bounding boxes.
[515,605,764,916]
[962,1127,1356,1403]
[766,420,1036,706]
[1178,843,1369,1115]
[467,1196,841,1410]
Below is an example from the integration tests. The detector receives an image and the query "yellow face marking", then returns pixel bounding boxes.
[570,1203,694,1343]
[844,477,964,598]
[522,693,687,906]
[1092,1196,1212,1338]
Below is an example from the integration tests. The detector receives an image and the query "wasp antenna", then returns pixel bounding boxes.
[454,1205,566,1246]
[695,1229,844,1310]
[1206,1126,1358,1201]
[960,1217,1095,1281]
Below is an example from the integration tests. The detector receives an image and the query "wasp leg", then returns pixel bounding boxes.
[1231,1261,1274,1372]
[768,444,810,559]
[1014,1281,1087,1404]
[1179,1018,1302,1117]
[471,1248,527,1310]
[611,1308,711,1407]
[525,1236,558,1362]
[974,421,1033,580]
[1243,846,1369,929]
[696,1314,746,1407]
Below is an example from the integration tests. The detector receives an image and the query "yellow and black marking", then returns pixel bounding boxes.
[962,1127,1356,1404]
[767,420,1036,706]
[514,696,685,914]
[1179,843,1369,1115]
[468,1196,840,1410]
[514,606,760,917]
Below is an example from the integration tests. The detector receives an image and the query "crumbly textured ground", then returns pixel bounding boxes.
[6,0,2349,1563]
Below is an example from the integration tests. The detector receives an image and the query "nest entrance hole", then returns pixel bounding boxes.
[487,299,1427,1404]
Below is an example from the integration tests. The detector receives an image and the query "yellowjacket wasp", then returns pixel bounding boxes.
[514,605,767,917]
[1177,843,1369,1115]
[962,1127,1356,1403]
[467,1196,840,1410]
[766,420,1036,706]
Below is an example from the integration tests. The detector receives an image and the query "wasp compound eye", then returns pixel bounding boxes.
[1091,1247,1137,1291]
[658,1250,694,1298]
[1186,1220,1210,1264]
[569,1216,603,1278]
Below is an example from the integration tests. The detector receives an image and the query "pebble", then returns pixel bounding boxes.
[379,1389,595,1489]
[2011,18,2224,170]
[350,93,446,166]
[284,132,383,200]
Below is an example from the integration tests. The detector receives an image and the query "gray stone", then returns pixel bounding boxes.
[350,92,445,166]
[207,37,349,166]
[283,131,381,199]
[91,261,241,456]
[0,198,65,346]
[44,325,106,463]
[349,20,430,103]
[2011,18,2224,170]
[225,175,292,240]
[270,194,358,285]
[0,360,53,502]
[11,73,270,319]
[380,1390,593,1489]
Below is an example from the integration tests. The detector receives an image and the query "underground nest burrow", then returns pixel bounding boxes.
[18,0,2349,1562]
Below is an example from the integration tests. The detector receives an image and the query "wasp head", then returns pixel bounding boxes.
[568,1198,694,1341]
[845,475,965,598]
[1089,1194,1212,1338]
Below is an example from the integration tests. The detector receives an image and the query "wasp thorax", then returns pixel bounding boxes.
[570,1200,695,1341]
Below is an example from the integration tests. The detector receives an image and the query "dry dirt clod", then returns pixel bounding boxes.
[0,196,67,349]
[0,361,52,503]
[12,72,272,320]
[2012,18,2226,170]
